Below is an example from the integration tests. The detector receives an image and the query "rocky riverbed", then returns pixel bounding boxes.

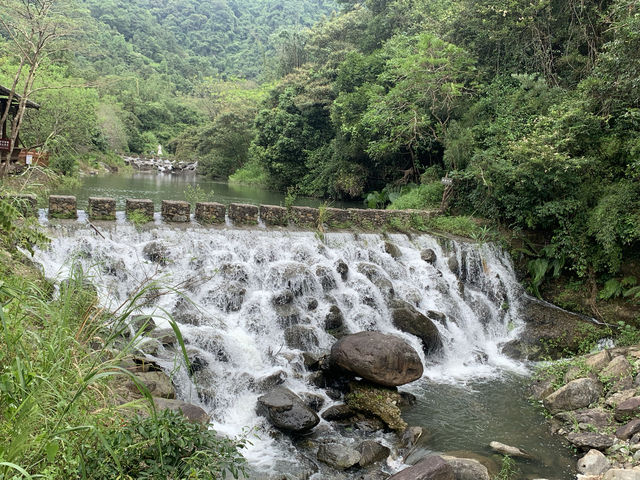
[122,155,197,172]
[533,344,640,480]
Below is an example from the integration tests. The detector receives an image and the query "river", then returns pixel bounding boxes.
[35,216,577,479]
[54,172,362,210]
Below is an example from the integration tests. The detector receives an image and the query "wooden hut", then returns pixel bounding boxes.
[0,85,45,167]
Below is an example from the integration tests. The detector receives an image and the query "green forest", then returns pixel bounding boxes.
[1,0,640,300]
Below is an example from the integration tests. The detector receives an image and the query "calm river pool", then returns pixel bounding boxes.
[55,171,362,211]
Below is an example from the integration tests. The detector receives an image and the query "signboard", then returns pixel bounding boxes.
[26,154,33,165]
[441,177,453,186]
[0,139,10,151]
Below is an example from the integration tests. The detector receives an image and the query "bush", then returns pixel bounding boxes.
[81,410,247,480]
[228,158,269,186]
[387,182,444,210]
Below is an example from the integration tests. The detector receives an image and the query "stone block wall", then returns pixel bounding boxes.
[324,207,352,228]
[88,197,116,220]
[39,195,440,232]
[126,199,154,222]
[289,206,319,228]
[260,205,288,226]
[228,203,259,225]
[161,200,190,222]
[49,195,77,219]
[195,202,225,224]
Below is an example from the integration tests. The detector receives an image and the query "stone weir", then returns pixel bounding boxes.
[36,194,439,231]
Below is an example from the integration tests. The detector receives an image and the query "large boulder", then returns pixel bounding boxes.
[357,440,390,467]
[388,455,455,480]
[317,443,361,470]
[390,299,443,354]
[127,371,175,399]
[567,432,615,451]
[510,295,606,360]
[543,378,603,414]
[256,387,320,433]
[330,332,423,387]
[441,456,490,480]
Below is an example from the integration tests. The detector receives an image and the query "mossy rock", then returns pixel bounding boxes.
[345,381,407,432]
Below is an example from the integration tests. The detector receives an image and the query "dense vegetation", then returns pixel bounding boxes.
[1,0,639,310]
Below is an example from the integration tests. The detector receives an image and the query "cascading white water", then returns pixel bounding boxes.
[35,221,529,476]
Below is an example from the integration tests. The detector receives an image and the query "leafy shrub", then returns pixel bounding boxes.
[228,158,269,186]
[388,182,444,210]
[81,410,247,480]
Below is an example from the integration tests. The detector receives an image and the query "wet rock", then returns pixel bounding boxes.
[220,263,249,283]
[421,249,437,264]
[127,371,175,399]
[325,305,345,331]
[171,297,204,326]
[153,398,210,424]
[616,419,640,440]
[255,370,287,392]
[256,387,320,433]
[384,242,401,259]
[447,256,459,274]
[356,263,395,300]
[488,441,530,459]
[284,325,319,350]
[207,281,246,313]
[515,296,606,360]
[388,455,455,480]
[150,328,176,346]
[615,397,640,422]
[299,393,324,412]
[357,440,390,467]
[346,381,407,432]
[543,378,603,414]
[389,299,443,355]
[577,449,611,475]
[316,266,337,292]
[317,443,361,470]
[302,351,327,371]
[273,290,295,305]
[330,331,424,387]
[307,299,319,311]
[354,417,386,433]
[274,304,302,328]
[567,432,615,451]
[441,456,490,480]
[336,260,349,281]
[401,426,423,448]
[267,262,317,297]
[143,241,168,265]
[321,404,355,421]
[188,354,208,375]
[399,391,417,407]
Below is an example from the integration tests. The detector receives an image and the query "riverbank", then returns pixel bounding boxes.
[534,344,640,479]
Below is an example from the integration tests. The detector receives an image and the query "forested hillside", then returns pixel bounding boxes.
[1,0,639,305]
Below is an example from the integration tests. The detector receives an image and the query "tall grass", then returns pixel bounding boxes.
[0,252,247,479]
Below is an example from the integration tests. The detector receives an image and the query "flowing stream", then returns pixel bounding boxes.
[34,220,576,479]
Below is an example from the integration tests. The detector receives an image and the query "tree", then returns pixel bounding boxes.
[0,0,79,177]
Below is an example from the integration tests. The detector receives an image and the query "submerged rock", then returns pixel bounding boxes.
[256,387,320,433]
[330,331,423,387]
[389,299,443,354]
[356,263,395,300]
[143,241,168,265]
[488,441,530,459]
[384,242,401,259]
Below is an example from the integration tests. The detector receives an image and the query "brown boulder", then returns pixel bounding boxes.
[330,332,423,387]
[388,455,455,480]
[615,397,640,422]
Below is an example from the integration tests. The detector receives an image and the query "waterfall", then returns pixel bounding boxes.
[35,223,529,476]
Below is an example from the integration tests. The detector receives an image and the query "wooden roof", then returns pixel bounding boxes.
[0,85,40,109]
